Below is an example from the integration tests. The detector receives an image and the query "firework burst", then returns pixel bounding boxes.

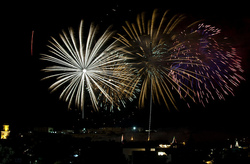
[41,20,133,118]
[177,23,245,106]
[97,64,139,112]
[116,9,202,110]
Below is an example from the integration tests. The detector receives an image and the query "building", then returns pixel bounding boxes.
[1,124,10,139]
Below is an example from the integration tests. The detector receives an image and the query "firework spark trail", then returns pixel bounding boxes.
[31,30,34,56]
[176,23,245,106]
[41,20,133,118]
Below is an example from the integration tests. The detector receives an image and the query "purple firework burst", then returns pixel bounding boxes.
[174,23,244,106]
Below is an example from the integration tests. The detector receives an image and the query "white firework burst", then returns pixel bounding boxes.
[41,20,132,118]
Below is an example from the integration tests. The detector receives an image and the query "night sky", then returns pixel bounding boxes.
[1,1,250,134]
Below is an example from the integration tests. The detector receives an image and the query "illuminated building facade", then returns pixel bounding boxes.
[1,124,10,139]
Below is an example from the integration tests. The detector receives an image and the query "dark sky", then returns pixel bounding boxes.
[1,1,250,134]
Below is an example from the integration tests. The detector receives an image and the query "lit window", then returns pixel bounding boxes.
[159,144,171,148]
[158,152,167,156]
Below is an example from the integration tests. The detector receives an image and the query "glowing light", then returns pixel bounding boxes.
[3,125,9,131]
[121,134,124,142]
[147,136,150,141]
[158,152,167,156]
[159,144,171,148]
[1,125,10,139]
[204,161,213,164]
[1,131,10,139]
[131,135,134,141]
